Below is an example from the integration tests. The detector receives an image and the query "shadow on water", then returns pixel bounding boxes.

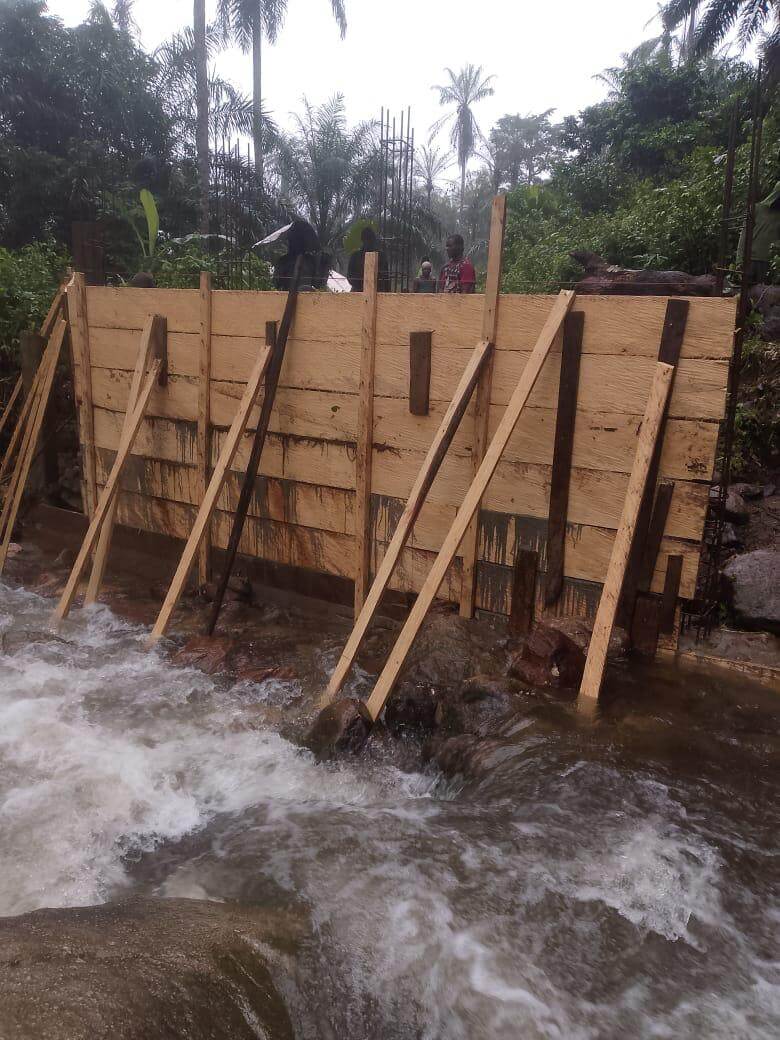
[0,582,778,1039]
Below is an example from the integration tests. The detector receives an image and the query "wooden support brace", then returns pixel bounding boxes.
[146,344,273,646]
[659,554,683,634]
[320,338,493,706]
[84,315,167,605]
[509,548,538,637]
[67,272,98,518]
[364,290,574,722]
[0,365,44,490]
[460,194,507,618]
[197,272,213,586]
[409,331,432,415]
[354,251,379,614]
[0,321,65,572]
[0,376,23,442]
[52,358,162,621]
[617,299,688,629]
[545,310,584,607]
[630,593,661,659]
[578,361,675,706]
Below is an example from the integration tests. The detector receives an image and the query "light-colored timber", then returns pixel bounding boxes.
[68,272,98,516]
[146,344,272,645]
[578,361,675,704]
[353,251,379,613]
[0,322,65,572]
[322,338,493,706]
[0,377,23,442]
[84,316,165,605]
[52,358,162,621]
[197,272,212,585]
[364,291,575,721]
[460,194,507,618]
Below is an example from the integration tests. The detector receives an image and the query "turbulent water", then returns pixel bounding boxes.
[1,581,778,1039]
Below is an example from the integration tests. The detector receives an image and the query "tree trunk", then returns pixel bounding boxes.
[459,161,466,226]
[252,17,263,189]
[194,0,209,235]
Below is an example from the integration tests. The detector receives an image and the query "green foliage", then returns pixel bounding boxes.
[153,240,272,289]
[0,241,68,358]
[731,336,780,478]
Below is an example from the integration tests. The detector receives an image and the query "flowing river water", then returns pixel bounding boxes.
[1,578,779,1039]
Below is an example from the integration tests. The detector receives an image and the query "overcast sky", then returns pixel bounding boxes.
[48,0,680,177]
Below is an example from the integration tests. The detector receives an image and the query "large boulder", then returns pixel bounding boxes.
[303,697,373,760]
[722,550,780,634]
[0,899,298,1040]
[508,622,586,690]
[435,675,535,737]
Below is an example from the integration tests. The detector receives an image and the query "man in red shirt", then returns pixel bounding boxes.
[438,234,476,294]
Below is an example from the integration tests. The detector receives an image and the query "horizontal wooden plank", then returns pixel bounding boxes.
[86,287,735,359]
[94,409,709,541]
[93,368,718,482]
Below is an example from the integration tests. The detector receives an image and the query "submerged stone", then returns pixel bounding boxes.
[303,697,373,760]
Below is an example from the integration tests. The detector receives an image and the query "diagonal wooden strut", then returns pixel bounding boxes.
[0,321,66,573]
[52,358,163,622]
[320,337,494,707]
[577,360,675,706]
[84,315,167,605]
[363,290,575,722]
[0,376,23,443]
[146,343,273,646]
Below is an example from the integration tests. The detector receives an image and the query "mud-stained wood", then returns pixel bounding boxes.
[197,272,213,584]
[545,311,583,606]
[509,548,538,636]
[354,252,379,613]
[660,554,683,634]
[68,273,98,516]
[631,593,661,659]
[409,331,432,415]
[637,481,675,594]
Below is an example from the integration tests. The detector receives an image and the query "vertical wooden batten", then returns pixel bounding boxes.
[545,310,584,607]
[68,273,98,518]
[353,251,379,614]
[197,272,213,586]
[460,194,507,618]
[409,331,432,415]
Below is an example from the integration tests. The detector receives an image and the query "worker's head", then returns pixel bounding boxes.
[420,260,432,277]
[361,226,378,250]
[445,234,464,261]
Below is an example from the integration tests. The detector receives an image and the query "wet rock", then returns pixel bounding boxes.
[200,575,253,604]
[722,549,780,634]
[435,675,534,737]
[730,482,763,501]
[539,616,629,659]
[508,622,586,689]
[0,898,297,1040]
[711,485,750,524]
[384,684,438,734]
[403,609,505,687]
[721,522,743,549]
[303,697,373,760]
[173,635,236,675]
[31,572,65,598]
[237,664,297,684]
[763,483,776,498]
[428,734,512,780]
[53,547,75,567]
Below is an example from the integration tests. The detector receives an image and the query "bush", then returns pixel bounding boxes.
[0,241,69,360]
[153,240,273,290]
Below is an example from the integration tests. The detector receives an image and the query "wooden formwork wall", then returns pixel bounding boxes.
[72,287,736,622]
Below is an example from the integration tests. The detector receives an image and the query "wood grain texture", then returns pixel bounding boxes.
[409,331,432,416]
[545,311,583,606]
[197,272,213,585]
[460,195,507,618]
[579,362,674,704]
[660,554,684,634]
[68,273,98,516]
[354,251,379,613]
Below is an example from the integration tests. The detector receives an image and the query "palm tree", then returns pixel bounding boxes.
[432,64,495,225]
[111,0,137,34]
[662,1,779,59]
[414,143,451,208]
[216,1,347,188]
[193,0,209,233]
[268,94,376,254]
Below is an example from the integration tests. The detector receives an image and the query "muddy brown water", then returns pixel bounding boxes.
[0,556,778,1038]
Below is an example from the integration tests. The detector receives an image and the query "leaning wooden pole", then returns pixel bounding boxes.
[204,256,303,636]
[52,359,162,622]
[459,194,507,618]
[146,344,273,646]
[84,316,166,605]
[363,290,575,722]
[320,338,494,707]
[577,360,675,706]
[0,377,23,443]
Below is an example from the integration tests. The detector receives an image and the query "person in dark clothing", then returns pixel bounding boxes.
[412,259,437,293]
[438,234,476,294]
[273,219,331,291]
[347,226,391,292]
